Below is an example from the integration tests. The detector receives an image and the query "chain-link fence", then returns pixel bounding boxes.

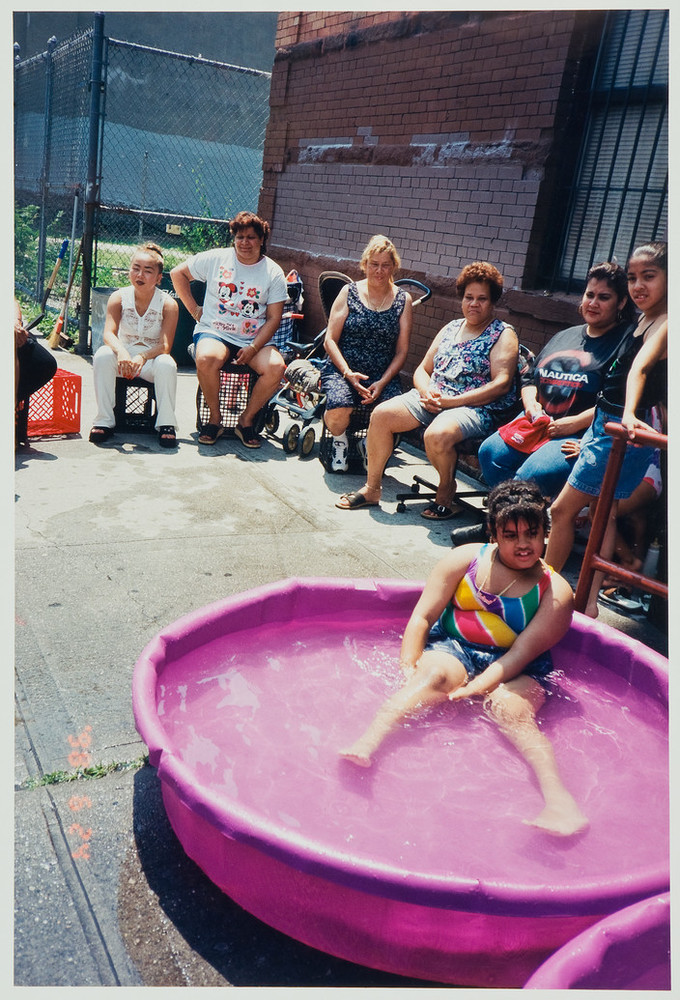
[14,15,272,354]
[14,30,92,304]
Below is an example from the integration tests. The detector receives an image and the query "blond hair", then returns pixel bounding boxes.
[360,234,401,273]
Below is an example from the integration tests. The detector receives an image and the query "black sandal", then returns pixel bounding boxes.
[89,426,114,444]
[158,425,177,448]
[234,423,261,449]
[198,423,224,445]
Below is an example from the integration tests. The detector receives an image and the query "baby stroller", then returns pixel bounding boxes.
[260,271,353,455]
[260,328,326,454]
[271,269,305,359]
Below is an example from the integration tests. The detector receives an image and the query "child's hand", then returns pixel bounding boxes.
[399,659,417,679]
[448,680,473,701]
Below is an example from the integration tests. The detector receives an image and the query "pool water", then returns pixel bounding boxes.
[155,614,668,894]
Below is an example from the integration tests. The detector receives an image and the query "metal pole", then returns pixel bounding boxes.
[37,36,57,302]
[77,12,105,354]
[65,189,80,334]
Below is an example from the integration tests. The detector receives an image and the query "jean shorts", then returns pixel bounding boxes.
[400,388,496,438]
[192,330,246,354]
[426,620,554,689]
[567,407,654,500]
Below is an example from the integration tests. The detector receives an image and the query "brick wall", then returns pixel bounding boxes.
[263,10,602,373]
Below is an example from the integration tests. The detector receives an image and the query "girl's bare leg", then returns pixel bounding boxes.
[340,651,468,766]
[584,499,619,617]
[485,676,588,836]
[545,483,591,571]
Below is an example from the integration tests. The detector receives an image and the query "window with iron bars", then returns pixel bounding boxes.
[550,9,667,293]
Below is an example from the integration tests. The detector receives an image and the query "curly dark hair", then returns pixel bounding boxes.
[229,211,271,254]
[455,261,504,304]
[485,480,550,537]
[583,261,637,324]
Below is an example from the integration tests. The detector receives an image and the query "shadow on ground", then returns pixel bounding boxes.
[121,766,444,987]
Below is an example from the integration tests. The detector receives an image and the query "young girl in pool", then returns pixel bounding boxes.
[340,480,588,838]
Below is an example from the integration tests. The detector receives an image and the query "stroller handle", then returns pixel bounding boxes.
[395,278,431,307]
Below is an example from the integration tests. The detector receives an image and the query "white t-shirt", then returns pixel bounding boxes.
[118,285,169,355]
[186,246,287,347]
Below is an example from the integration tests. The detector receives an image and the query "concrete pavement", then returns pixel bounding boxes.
[14,340,667,987]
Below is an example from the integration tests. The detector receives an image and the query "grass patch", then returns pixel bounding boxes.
[19,754,149,790]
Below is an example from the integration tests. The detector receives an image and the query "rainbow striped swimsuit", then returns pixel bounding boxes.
[439,544,552,649]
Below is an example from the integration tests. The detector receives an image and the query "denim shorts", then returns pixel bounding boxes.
[567,407,654,500]
[192,330,246,354]
[426,620,554,689]
[400,388,495,438]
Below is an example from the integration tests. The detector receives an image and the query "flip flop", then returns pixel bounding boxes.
[421,502,456,521]
[198,423,224,445]
[336,491,379,510]
[158,425,177,448]
[89,426,114,444]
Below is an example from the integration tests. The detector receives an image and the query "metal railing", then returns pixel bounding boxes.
[574,421,667,612]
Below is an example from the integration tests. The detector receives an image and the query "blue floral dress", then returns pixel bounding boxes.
[430,317,518,428]
[321,283,407,410]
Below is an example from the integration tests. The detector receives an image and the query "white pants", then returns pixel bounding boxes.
[92,346,178,429]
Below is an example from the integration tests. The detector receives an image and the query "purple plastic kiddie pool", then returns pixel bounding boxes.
[132,577,669,988]
[524,891,671,989]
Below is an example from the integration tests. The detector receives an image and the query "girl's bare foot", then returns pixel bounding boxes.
[339,745,373,767]
[524,796,589,837]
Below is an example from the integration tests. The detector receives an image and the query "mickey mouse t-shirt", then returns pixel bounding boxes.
[186,246,287,347]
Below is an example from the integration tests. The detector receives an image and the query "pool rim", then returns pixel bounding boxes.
[132,575,669,918]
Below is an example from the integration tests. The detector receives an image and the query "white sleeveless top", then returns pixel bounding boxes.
[118,285,169,354]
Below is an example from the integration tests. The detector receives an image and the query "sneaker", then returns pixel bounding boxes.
[598,587,644,614]
[331,434,349,472]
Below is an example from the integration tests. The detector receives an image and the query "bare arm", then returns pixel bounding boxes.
[449,571,574,699]
[412,330,445,398]
[547,406,595,439]
[622,321,667,439]
[399,544,481,672]
[102,291,125,355]
[170,261,202,323]
[14,299,28,349]
[521,382,542,420]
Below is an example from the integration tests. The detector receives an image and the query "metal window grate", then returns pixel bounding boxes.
[554,10,667,292]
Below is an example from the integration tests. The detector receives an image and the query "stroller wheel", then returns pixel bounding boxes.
[265,409,280,434]
[283,422,300,453]
[300,426,316,456]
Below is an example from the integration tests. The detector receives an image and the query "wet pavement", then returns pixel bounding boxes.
[14,340,668,987]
